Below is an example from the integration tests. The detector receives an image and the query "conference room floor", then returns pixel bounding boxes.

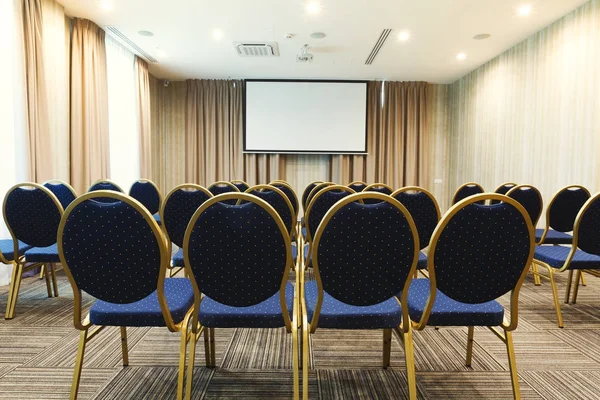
[0,269,599,399]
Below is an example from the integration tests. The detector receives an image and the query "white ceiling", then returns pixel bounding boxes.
[57,0,589,84]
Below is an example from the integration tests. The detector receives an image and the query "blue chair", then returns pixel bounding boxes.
[207,181,240,205]
[182,193,297,400]
[58,191,196,400]
[88,179,124,203]
[230,180,250,192]
[43,180,77,209]
[490,182,517,204]
[363,182,393,204]
[452,182,484,205]
[270,181,300,218]
[535,185,590,245]
[129,179,162,223]
[161,184,213,275]
[300,181,333,241]
[407,193,534,400]
[3,183,64,318]
[301,192,420,400]
[347,180,367,192]
[244,185,296,238]
[392,187,441,270]
[533,191,600,327]
[301,181,323,214]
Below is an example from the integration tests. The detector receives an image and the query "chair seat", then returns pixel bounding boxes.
[0,239,31,262]
[153,213,161,225]
[417,251,427,270]
[172,248,184,267]
[199,282,294,328]
[90,278,194,326]
[406,279,504,326]
[25,244,60,263]
[535,229,572,245]
[534,245,600,270]
[304,280,401,329]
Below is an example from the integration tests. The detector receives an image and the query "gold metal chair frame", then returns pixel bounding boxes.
[304,182,335,212]
[451,182,484,205]
[87,178,124,193]
[412,193,535,400]
[363,182,394,193]
[58,191,199,400]
[270,180,301,238]
[300,192,420,400]
[347,180,367,186]
[182,192,298,400]
[3,183,64,319]
[207,180,240,192]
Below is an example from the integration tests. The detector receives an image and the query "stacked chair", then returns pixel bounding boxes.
[129,179,163,224]
[452,182,484,204]
[347,180,367,192]
[363,182,393,203]
[207,181,240,205]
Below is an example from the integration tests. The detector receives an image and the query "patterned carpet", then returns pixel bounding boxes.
[0,269,599,399]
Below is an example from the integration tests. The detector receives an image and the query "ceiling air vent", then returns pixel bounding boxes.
[234,42,280,57]
[104,26,158,63]
[365,29,392,65]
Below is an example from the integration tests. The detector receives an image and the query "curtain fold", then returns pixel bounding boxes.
[135,56,152,179]
[70,18,109,194]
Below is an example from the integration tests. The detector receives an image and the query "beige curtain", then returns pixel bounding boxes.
[135,57,152,179]
[70,18,109,194]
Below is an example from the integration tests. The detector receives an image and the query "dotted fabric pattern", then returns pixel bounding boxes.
[302,183,319,211]
[406,279,504,326]
[577,197,600,255]
[61,199,162,304]
[88,182,123,203]
[232,182,250,192]
[89,278,194,326]
[433,202,531,304]
[535,228,572,244]
[0,239,31,262]
[304,281,401,329]
[534,245,600,270]
[508,188,542,226]
[186,201,287,307]
[307,190,352,240]
[272,184,299,215]
[43,183,76,209]
[245,189,293,235]
[25,244,60,262]
[348,183,367,192]
[5,187,62,247]
[163,189,212,248]
[490,184,516,205]
[199,282,294,328]
[453,185,484,205]
[208,185,238,205]
[393,191,438,249]
[417,251,428,270]
[129,182,161,215]
[316,201,416,306]
[363,187,392,204]
[549,189,590,232]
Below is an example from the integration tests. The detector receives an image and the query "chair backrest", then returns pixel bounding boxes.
[270,181,300,216]
[348,181,367,192]
[392,187,441,249]
[244,185,295,235]
[129,179,162,215]
[546,185,590,233]
[452,182,484,205]
[208,181,240,205]
[490,182,517,205]
[506,185,543,228]
[231,180,250,192]
[363,183,393,204]
[43,180,77,209]
[312,192,418,308]
[88,179,124,203]
[161,184,213,248]
[573,192,600,256]
[305,182,334,211]
[301,181,323,212]
[3,183,64,248]
[305,185,356,243]
[184,193,291,322]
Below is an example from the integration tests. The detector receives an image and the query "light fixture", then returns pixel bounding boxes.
[306,1,321,14]
[100,0,113,11]
[456,52,467,60]
[473,33,491,40]
[310,32,326,39]
[137,30,154,37]
[518,4,532,16]
[213,29,224,40]
[398,30,410,42]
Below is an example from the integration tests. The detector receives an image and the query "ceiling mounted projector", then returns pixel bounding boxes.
[297,44,314,63]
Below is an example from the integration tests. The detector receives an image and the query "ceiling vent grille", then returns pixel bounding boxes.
[104,26,158,63]
[365,29,392,65]
[234,42,280,57]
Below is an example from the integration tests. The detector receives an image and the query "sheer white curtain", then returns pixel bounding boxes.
[106,36,140,191]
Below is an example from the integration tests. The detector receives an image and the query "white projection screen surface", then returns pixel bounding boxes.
[244,80,367,154]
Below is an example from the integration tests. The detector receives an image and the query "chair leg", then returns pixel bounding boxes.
[43,263,53,298]
[572,270,582,304]
[466,326,474,367]
[580,272,587,286]
[302,322,309,400]
[531,263,541,286]
[177,312,192,400]
[5,262,24,320]
[120,327,129,367]
[504,330,521,400]
[292,314,300,400]
[203,326,211,367]
[546,267,564,328]
[39,264,45,280]
[402,328,417,400]
[565,270,574,304]
[184,328,199,400]
[383,329,392,368]
[70,329,89,400]
[209,328,216,367]
[50,263,59,297]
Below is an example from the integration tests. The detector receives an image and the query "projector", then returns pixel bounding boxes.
[297,44,314,63]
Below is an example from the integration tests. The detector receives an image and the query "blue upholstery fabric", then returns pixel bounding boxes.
[406,279,504,326]
[163,189,212,248]
[433,202,531,304]
[307,190,352,241]
[302,183,319,211]
[43,182,76,209]
[535,229,572,245]
[199,282,293,328]
[363,186,392,204]
[575,196,600,255]
[417,251,427,270]
[172,248,184,267]
[316,200,416,306]
[0,240,31,262]
[291,243,309,261]
[89,278,194,326]
[4,187,62,247]
[490,184,516,204]
[348,183,367,192]
[186,201,287,307]
[534,245,600,270]
[304,281,401,329]
[208,184,238,205]
[25,244,59,263]
[153,213,161,225]
[393,191,439,249]
[548,188,589,232]
[301,226,306,239]
[453,185,484,205]
[272,183,299,215]
[88,182,123,203]
[61,199,162,304]
[129,181,161,215]
[508,188,542,226]
[245,189,293,235]
[231,181,250,192]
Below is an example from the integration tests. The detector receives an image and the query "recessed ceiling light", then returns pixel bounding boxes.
[398,30,410,42]
[306,1,321,14]
[99,0,112,11]
[213,29,224,40]
[518,4,532,16]
[473,33,491,40]
[456,52,467,60]
[137,30,154,37]
[310,32,326,39]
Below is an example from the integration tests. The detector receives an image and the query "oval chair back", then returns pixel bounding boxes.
[363,183,393,204]
[183,193,292,318]
[392,187,441,250]
[270,181,300,217]
[311,192,419,315]
[3,183,64,249]
[231,180,250,192]
[161,184,213,248]
[129,179,162,215]
[546,185,590,233]
[305,182,334,212]
[43,180,77,210]
[88,179,124,203]
[572,192,600,257]
[301,181,323,212]
[305,185,356,244]
[244,185,295,236]
[452,182,484,205]
[208,181,240,205]
[348,181,367,192]
[506,185,543,228]
[490,182,517,204]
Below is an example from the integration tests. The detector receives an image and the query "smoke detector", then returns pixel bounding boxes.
[297,44,314,63]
